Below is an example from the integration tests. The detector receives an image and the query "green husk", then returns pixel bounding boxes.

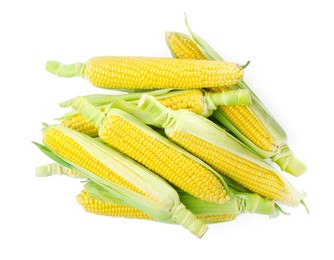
[165,18,306,177]
[138,95,305,207]
[34,125,208,238]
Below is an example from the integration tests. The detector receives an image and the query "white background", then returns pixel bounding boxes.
[1,0,333,259]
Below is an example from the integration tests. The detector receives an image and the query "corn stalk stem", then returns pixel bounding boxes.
[171,203,208,238]
[138,94,173,128]
[71,96,106,128]
[45,61,85,78]
[208,89,252,107]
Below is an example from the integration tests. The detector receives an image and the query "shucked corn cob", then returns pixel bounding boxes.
[71,96,230,204]
[139,95,304,207]
[77,181,278,223]
[34,125,208,238]
[165,26,306,177]
[58,88,251,137]
[45,57,244,90]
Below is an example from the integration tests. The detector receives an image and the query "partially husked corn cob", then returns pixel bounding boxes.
[34,124,209,238]
[45,56,244,90]
[77,183,235,223]
[58,88,251,137]
[77,188,236,223]
[77,181,277,223]
[166,29,306,176]
[139,95,304,207]
[71,96,230,204]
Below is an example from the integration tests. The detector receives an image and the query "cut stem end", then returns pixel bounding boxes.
[273,146,307,176]
[172,203,208,238]
[71,96,106,128]
[209,89,252,107]
[45,60,85,78]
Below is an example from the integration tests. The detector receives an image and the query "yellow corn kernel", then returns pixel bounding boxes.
[77,190,237,223]
[98,114,228,204]
[166,32,207,60]
[219,105,275,151]
[77,190,152,219]
[43,128,150,198]
[46,57,244,90]
[61,114,99,137]
[158,90,205,115]
[169,129,298,206]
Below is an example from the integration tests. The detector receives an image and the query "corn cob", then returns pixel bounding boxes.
[34,124,209,238]
[138,95,304,207]
[58,88,251,137]
[165,27,306,177]
[78,189,237,223]
[77,181,277,223]
[71,96,230,204]
[45,56,244,90]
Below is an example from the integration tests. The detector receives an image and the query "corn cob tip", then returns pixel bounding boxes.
[272,146,307,176]
[165,31,186,41]
[165,31,173,39]
[36,164,52,177]
[45,60,85,78]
